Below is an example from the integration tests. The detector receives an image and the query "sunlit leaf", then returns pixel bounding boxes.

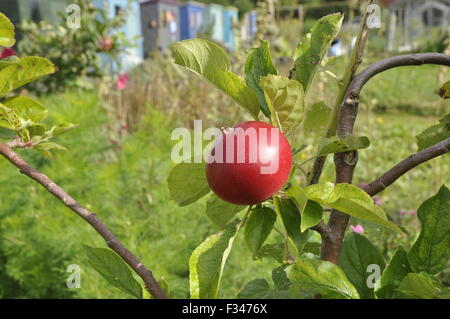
[306,183,403,234]
[189,220,239,299]
[260,74,305,134]
[0,12,15,47]
[245,40,277,117]
[172,39,260,118]
[287,258,359,299]
[318,135,370,155]
[291,13,343,92]
[0,57,56,96]
[167,162,210,206]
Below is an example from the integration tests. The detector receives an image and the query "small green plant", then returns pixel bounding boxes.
[17,0,130,94]
[0,13,77,156]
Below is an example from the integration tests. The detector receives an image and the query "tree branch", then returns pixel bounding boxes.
[320,53,450,264]
[0,143,168,299]
[309,53,450,187]
[363,137,450,197]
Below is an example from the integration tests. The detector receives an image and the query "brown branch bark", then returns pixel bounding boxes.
[311,53,450,187]
[363,137,450,197]
[320,53,450,264]
[0,143,168,299]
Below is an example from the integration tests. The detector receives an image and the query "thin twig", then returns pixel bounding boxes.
[0,142,168,299]
[363,137,450,197]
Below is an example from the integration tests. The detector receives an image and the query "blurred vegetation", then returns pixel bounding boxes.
[18,0,130,94]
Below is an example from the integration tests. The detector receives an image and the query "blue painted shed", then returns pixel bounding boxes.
[248,10,258,40]
[204,3,224,44]
[140,0,180,56]
[93,0,144,73]
[180,1,205,40]
[222,7,238,51]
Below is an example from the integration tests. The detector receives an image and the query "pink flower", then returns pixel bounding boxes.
[373,196,383,206]
[116,74,128,91]
[400,210,417,216]
[0,48,16,59]
[350,224,365,234]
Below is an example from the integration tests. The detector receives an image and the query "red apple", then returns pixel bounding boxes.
[0,48,16,59]
[206,121,293,205]
[99,36,113,52]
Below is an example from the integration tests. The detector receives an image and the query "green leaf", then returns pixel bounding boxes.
[302,201,323,233]
[245,40,277,117]
[287,258,360,299]
[35,141,66,151]
[303,101,331,136]
[46,122,79,137]
[260,243,286,264]
[83,246,143,299]
[205,194,245,229]
[189,220,239,299]
[273,197,310,253]
[28,123,46,137]
[0,126,15,139]
[306,183,404,234]
[408,186,450,274]
[285,185,322,232]
[244,206,277,258]
[397,272,450,299]
[0,103,20,130]
[318,135,370,155]
[438,81,450,99]
[34,141,67,159]
[291,13,343,92]
[374,247,412,299]
[167,162,210,207]
[416,115,450,151]
[172,39,260,118]
[0,13,15,47]
[237,279,289,299]
[3,96,48,122]
[260,74,305,134]
[339,234,385,299]
[0,57,56,96]
[272,266,291,290]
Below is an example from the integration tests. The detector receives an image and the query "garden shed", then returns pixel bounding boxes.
[179,1,205,40]
[222,6,238,51]
[382,0,450,51]
[39,0,67,25]
[248,10,258,40]
[205,3,224,44]
[140,0,180,55]
[94,0,144,72]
